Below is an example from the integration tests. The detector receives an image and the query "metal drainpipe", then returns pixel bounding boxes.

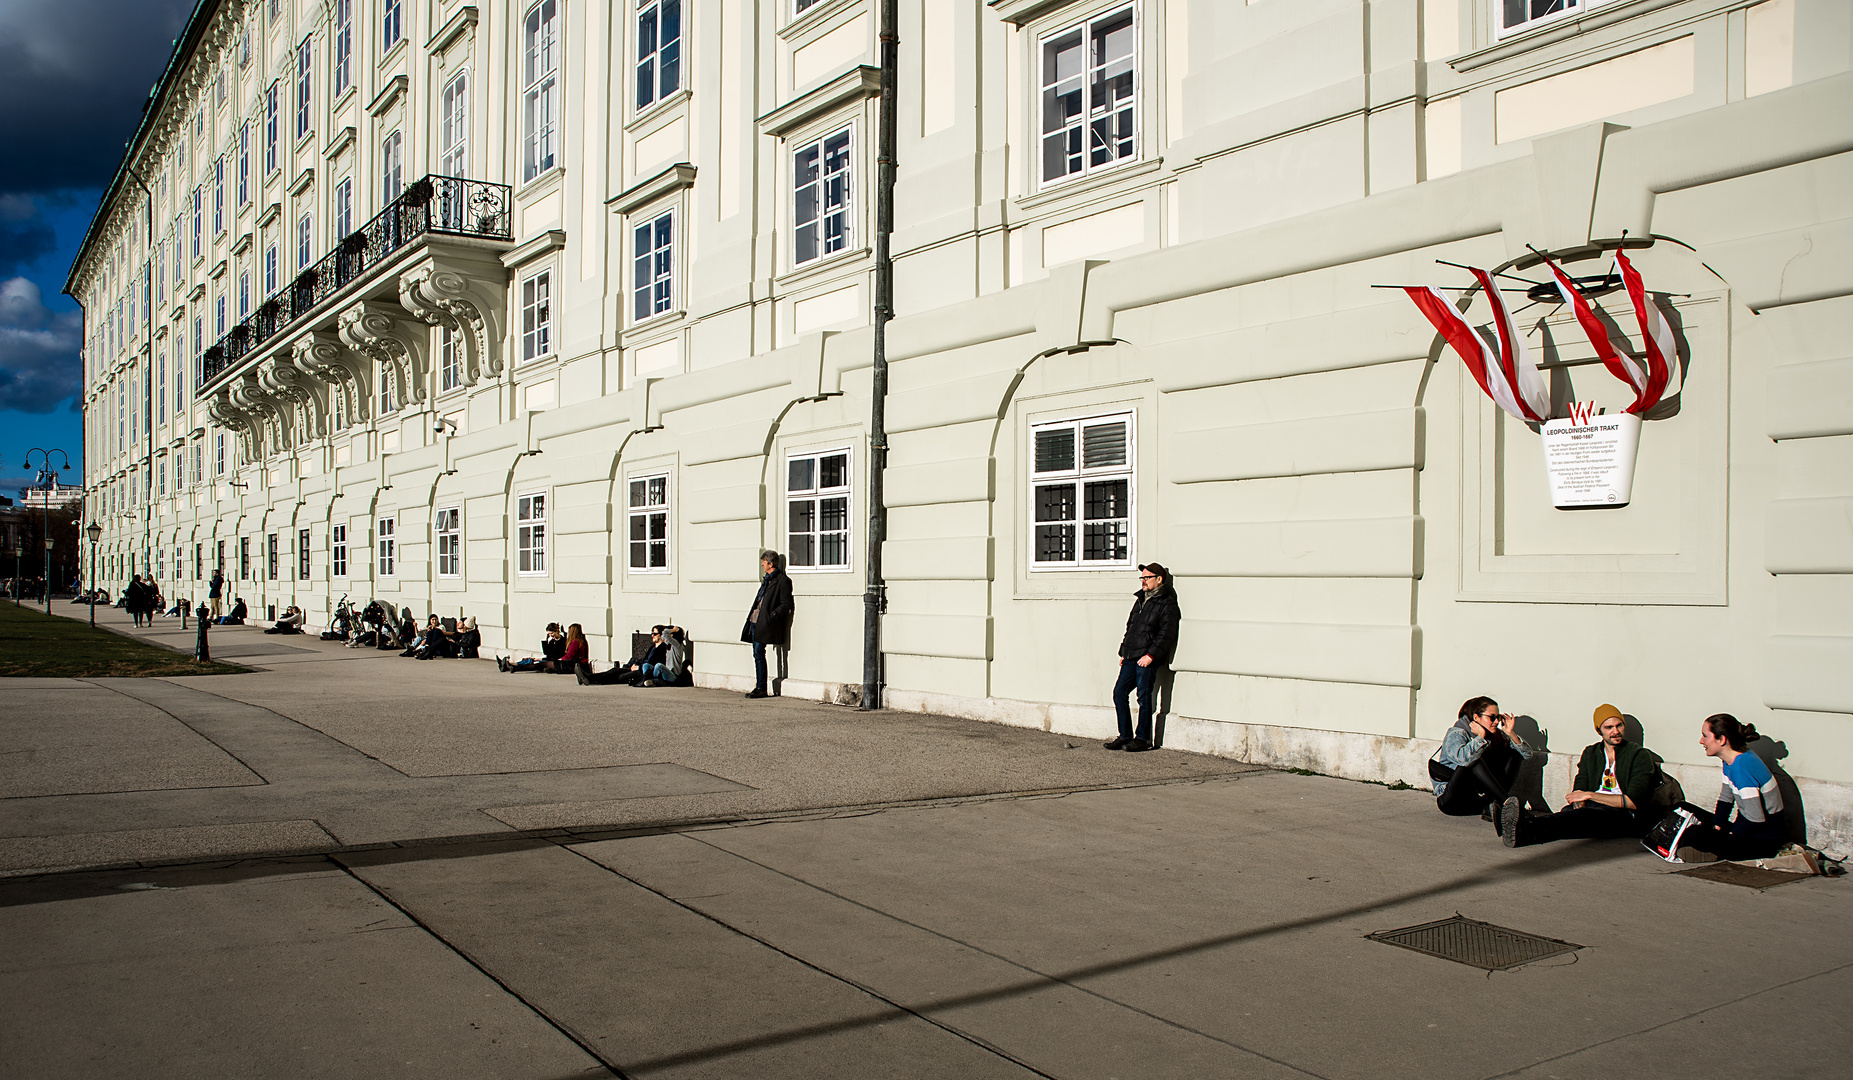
[861,0,898,711]
[127,168,155,581]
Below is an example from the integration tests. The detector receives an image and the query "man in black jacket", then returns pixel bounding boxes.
[744,550,794,699]
[1106,562,1180,752]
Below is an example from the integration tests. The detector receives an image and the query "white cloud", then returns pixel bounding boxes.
[0,276,82,413]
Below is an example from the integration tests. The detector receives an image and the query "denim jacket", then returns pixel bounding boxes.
[1430,716,1535,798]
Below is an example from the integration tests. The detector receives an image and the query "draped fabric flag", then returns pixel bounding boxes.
[1535,249,1676,415]
[1537,252,1649,413]
[1614,247,1677,412]
[1403,273,1549,423]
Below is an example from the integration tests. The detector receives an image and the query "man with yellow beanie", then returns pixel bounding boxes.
[1501,704,1663,848]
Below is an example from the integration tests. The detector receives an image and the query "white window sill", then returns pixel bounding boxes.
[1019,155,1163,212]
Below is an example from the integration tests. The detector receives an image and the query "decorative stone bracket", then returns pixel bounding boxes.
[400,256,506,389]
[339,300,430,412]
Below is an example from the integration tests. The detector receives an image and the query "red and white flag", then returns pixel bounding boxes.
[1404,273,1549,423]
[1537,252,1651,414]
[1614,247,1677,413]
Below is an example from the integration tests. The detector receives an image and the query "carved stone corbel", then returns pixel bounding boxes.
[338,301,429,410]
[208,385,262,461]
[261,354,324,441]
[401,260,506,386]
[230,371,285,456]
[293,330,369,428]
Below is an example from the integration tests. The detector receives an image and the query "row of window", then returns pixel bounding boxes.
[111,410,1132,585]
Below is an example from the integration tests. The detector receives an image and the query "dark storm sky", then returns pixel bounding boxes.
[0,0,196,490]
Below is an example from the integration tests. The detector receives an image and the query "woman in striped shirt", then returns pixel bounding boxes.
[1673,713,1790,863]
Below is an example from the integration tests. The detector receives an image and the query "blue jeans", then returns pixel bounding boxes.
[752,640,768,692]
[1113,659,1158,743]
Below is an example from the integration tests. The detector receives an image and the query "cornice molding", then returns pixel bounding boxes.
[757,66,881,138]
[428,5,479,55]
[608,163,697,215]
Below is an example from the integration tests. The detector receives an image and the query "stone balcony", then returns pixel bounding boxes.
[199,175,514,459]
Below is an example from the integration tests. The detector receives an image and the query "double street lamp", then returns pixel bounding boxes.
[17,449,72,615]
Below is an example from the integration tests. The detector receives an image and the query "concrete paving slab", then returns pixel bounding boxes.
[579,830,1317,1080]
[0,820,339,875]
[0,860,608,1079]
[340,839,1043,1079]
[0,684,262,798]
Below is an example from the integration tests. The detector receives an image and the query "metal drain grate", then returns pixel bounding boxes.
[1368,915,1581,971]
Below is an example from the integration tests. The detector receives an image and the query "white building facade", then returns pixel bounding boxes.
[70,0,1853,850]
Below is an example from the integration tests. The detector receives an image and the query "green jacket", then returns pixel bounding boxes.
[1575,739,1660,810]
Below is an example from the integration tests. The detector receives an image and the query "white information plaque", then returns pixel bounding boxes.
[1541,413,1642,510]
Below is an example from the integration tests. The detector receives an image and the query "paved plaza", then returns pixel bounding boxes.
[1,606,1846,1079]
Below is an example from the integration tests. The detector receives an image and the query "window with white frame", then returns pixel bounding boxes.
[378,360,396,413]
[439,327,461,391]
[793,127,851,266]
[786,448,851,570]
[297,211,313,268]
[435,506,461,577]
[173,445,183,493]
[264,243,278,295]
[264,82,280,173]
[377,517,395,575]
[439,70,469,177]
[381,130,403,202]
[1498,0,1608,38]
[190,187,202,260]
[267,532,279,579]
[295,36,313,137]
[172,215,185,279]
[175,545,184,583]
[239,270,250,318]
[215,431,227,476]
[794,0,820,14]
[213,157,225,234]
[1029,411,1133,567]
[240,536,251,578]
[237,122,250,206]
[632,210,673,321]
[332,0,353,98]
[636,0,682,110]
[334,178,353,239]
[298,528,311,579]
[382,0,403,52]
[522,0,560,181]
[627,473,669,572]
[1039,5,1137,185]
[331,523,348,576]
[191,440,202,485]
[516,492,547,574]
[215,292,226,337]
[521,269,553,361]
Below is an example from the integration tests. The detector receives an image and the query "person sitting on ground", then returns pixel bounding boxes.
[403,615,441,657]
[165,596,188,617]
[414,617,458,660]
[1666,714,1790,864]
[265,606,306,635]
[502,623,568,672]
[217,597,248,625]
[579,624,686,686]
[1501,704,1661,848]
[454,616,481,659]
[1431,695,1536,833]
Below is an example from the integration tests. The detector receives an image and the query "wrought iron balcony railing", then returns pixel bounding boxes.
[199,175,511,391]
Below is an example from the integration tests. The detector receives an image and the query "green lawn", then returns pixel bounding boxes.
[0,601,249,678]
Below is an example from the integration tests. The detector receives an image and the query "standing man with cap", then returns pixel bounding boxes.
[1501,703,1662,847]
[1105,562,1180,753]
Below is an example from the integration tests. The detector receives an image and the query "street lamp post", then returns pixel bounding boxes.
[86,521,102,627]
[10,544,20,606]
[17,449,73,614]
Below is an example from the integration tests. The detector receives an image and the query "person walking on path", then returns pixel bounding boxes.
[743,550,793,699]
[1502,704,1662,847]
[125,575,150,627]
[1104,562,1180,753]
[208,568,225,618]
